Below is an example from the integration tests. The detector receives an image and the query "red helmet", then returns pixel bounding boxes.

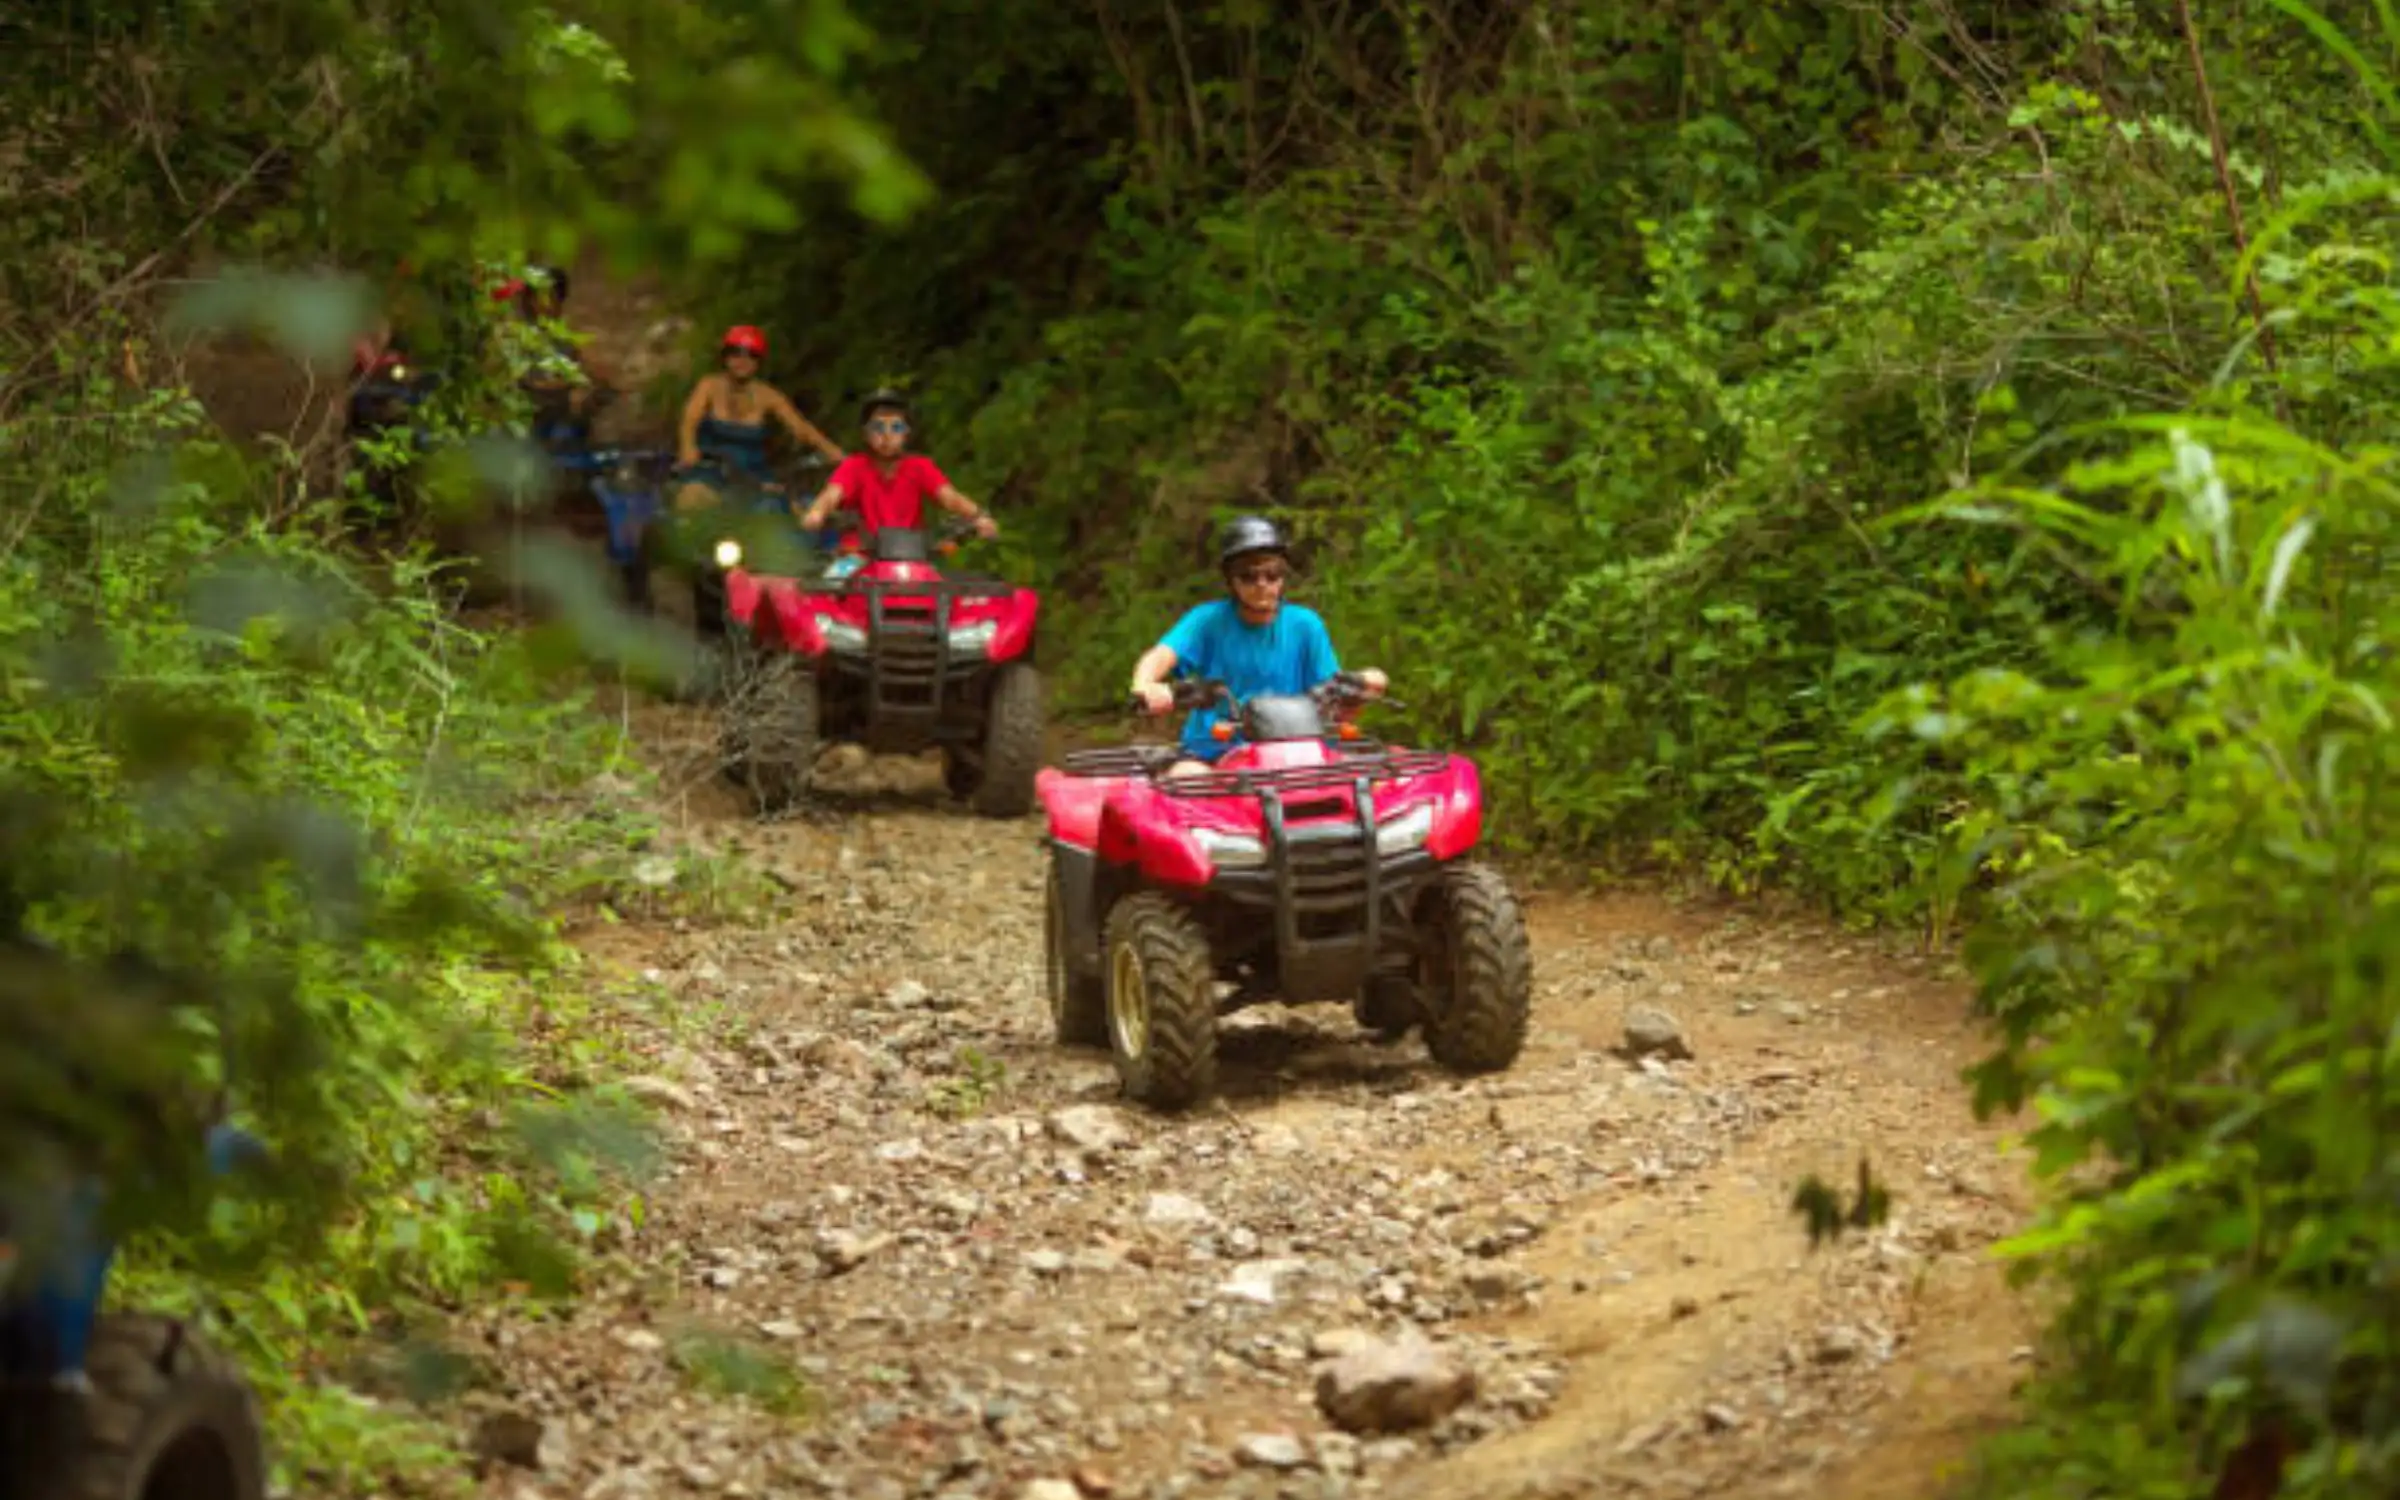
[720,325,767,358]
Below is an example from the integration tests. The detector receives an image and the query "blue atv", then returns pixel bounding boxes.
[1,1125,269,1500]
[545,435,676,611]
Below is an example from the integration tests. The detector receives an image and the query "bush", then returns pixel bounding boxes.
[0,349,667,1488]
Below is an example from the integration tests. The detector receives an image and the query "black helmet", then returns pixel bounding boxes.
[860,387,911,424]
[1218,514,1289,571]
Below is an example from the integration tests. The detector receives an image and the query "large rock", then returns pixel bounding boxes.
[1313,1328,1478,1434]
[1621,1004,1692,1062]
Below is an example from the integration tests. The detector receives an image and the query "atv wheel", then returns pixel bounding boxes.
[723,650,819,813]
[1045,858,1107,1047]
[12,1314,267,1500]
[970,662,1044,818]
[1103,892,1217,1109]
[1418,862,1533,1074]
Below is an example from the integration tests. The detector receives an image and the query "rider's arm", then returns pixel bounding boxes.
[931,480,998,535]
[767,389,846,464]
[798,478,848,531]
[676,376,714,467]
[1130,643,1179,694]
[1133,604,1216,709]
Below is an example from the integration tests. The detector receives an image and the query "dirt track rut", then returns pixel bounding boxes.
[459,704,2032,1500]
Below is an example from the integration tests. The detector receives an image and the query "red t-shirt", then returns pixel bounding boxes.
[828,454,950,533]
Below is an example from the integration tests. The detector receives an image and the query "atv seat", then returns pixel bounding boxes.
[870,528,932,563]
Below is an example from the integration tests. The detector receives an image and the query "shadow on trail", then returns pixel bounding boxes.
[768,784,970,821]
[1210,1014,1435,1105]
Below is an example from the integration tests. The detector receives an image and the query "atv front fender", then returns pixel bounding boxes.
[1425,755,1485,861]
[983,588,1041,663]
[1096,787,1215,890]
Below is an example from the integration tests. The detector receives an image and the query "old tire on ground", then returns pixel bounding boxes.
[1418,861,1532,1074]
[970,662,1044,818]
[722,649,819,814]
[1045,857,1108,1047]
[1102,892,1217,1109]
[17,1314,267,1500]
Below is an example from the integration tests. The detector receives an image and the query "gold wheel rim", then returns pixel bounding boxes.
[1109,938,1149,1059]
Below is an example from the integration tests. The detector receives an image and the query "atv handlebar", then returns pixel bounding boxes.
[1127,671,1397,718]
[813,510,984,557]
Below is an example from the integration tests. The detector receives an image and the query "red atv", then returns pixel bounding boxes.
[1037,674,1532,1109]
[715,517,1044,817]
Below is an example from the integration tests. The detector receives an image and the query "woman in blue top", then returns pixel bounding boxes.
[1129,515,1387,775]
[672,325,845,515]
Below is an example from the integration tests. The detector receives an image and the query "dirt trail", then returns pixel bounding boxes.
[463,704,2032,1500]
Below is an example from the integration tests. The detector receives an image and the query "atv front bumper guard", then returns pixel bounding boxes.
[822,574,1019,734]
[1059,746,1450,1000]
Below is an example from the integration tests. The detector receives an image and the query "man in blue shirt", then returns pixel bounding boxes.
[1130,515,1387,773]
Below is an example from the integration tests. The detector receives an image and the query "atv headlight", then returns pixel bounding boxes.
[946,620,997,655]
[712,538,744,569]
[1195,828,1267,869]
[820,619,868,653]
[1375,804,1433,856]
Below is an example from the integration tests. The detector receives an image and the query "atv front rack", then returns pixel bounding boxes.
[824,575,1019,728]
[1152,746,1451,799]
[1053,743,1450,793]
[1058,745,1185,779]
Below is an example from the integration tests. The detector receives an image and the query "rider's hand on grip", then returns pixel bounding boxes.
[1132,682,1176,716]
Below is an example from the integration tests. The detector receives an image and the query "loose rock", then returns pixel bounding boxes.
[1047,1105,1133,1154]
[1314,1328,1478,1434]
[1234,1432,1309,1470]
[1622,1005,1693,1062]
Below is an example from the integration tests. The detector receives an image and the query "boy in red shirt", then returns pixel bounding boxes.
[798,389,999,542]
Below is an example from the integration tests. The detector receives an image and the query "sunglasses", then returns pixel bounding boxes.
[1232,565,1287,586]
[868,419,909,436]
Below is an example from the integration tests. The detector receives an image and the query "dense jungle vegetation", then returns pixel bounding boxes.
[3,0,2397,1495]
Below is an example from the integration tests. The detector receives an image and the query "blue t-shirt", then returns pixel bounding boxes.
[1159,599,1341,761]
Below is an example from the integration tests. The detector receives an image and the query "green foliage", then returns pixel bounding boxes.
[1791,1158,1894,1251]
[0,0,924,309]
[727,1,2300,905]
[10,0,2400,1494]
[673,1325,817,1419]
[1895,224,2400,1494]
[727,2,2400,1491]
[0,366,681,1487]
[923,1044,1008,1120]
[0,2,933,1489]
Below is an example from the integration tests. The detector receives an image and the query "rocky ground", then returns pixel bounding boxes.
[454,701,2036,1500]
